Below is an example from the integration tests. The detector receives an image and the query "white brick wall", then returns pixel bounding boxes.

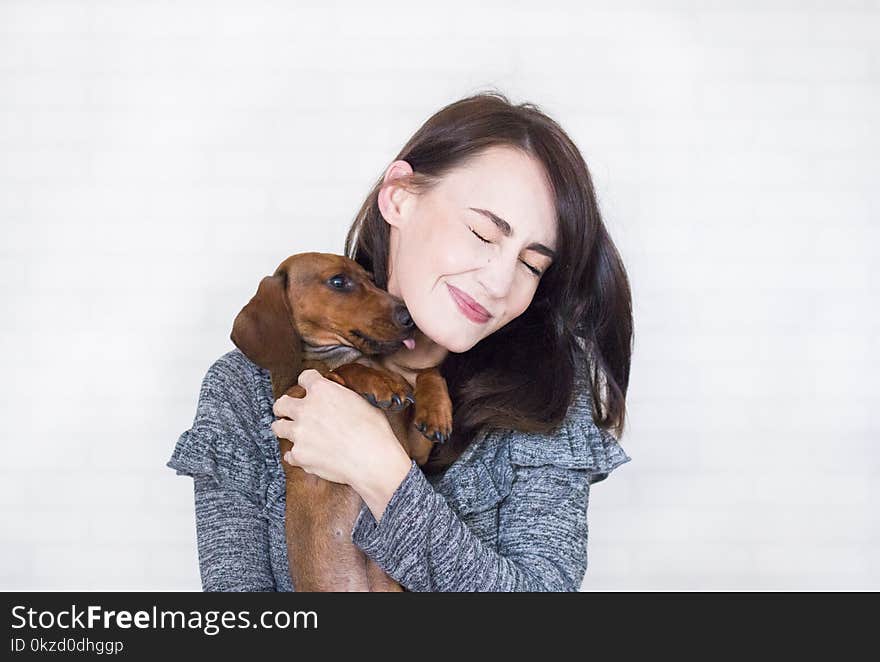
[1,0,876,590]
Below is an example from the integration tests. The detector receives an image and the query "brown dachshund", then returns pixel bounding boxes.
[230,252,452,591]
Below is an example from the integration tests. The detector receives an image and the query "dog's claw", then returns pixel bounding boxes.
[391,394,401,407]
[405,394,415,405]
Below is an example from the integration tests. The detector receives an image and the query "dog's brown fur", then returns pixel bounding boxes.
[230,252,452,591]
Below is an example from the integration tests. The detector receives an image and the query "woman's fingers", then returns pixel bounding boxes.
[272,393,303,419]
[283,447,316,476]
[297,368,324,389]
[270,417,296,441]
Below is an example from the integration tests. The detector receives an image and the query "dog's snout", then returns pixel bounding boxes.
[395,305,414,329]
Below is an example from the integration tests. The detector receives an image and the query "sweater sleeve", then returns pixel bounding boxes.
[167,352,276,592]
[192,474,275,591]
[350,369,631,592]
[351,457,593,592]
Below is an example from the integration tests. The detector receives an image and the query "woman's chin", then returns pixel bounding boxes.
[411,314,485,354]
[435,330,479,354]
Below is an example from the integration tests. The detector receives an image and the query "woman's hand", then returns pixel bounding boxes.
[270,369,413,517]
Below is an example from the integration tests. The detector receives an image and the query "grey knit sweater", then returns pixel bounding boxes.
[167,348,631,592]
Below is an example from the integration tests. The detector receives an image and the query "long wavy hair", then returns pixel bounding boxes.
[344,91,633,474]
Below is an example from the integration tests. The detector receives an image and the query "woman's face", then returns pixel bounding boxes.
[380,146,558,354]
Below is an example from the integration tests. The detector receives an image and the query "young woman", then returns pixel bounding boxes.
[168,91,633,591]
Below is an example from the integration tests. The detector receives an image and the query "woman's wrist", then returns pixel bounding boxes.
[351,440,414,523]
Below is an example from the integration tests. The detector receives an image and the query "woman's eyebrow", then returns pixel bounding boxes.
[468,207,557,259]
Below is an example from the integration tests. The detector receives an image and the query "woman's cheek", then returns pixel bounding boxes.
[510,287,537,321]
[439,236,478,273]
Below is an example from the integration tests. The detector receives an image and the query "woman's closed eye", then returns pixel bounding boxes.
[469,226,542,277]
[469,227,492,244]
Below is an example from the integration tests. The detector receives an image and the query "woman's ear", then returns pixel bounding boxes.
[378,160,415,229]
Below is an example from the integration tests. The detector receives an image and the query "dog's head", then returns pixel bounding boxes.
[231,252,415,375]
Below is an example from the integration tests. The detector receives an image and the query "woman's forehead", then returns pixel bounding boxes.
[439,151,557,239]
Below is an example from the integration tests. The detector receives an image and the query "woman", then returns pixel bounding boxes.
[168,91,633,591]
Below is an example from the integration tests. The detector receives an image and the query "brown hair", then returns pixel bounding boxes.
[344,90,633,474]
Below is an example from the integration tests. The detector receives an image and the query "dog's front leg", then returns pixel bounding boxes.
[330,362,414,412]
[412,368,453,444]
[279,360,348,400]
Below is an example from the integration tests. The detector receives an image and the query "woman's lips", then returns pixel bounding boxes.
[447,284,491,324]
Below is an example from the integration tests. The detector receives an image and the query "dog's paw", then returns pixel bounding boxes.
[359,371,414,413]
[413,416,452,444]
[412,369,452,444]
[413,400,452,444]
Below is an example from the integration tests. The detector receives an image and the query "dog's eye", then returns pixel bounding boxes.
[327,274,352,290]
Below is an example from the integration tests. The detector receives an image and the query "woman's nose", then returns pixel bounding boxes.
[477,254,518,300]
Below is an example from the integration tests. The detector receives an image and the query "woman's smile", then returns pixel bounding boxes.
[446,283,492,324]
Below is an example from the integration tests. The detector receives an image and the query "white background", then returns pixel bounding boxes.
[1,0,877,590]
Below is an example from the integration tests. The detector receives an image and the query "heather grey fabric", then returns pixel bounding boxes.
[167,349,631,592]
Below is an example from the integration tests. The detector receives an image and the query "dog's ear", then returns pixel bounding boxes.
[231,273,302,381]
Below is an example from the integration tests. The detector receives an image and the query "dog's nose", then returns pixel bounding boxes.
[394,305,414,329]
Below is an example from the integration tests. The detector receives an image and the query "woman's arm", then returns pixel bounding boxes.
[351,458,592,592]
[271,367,627,592]
[169,351,278,592]
[193,475,276,591]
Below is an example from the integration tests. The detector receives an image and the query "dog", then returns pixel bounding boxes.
[230,252,452,591]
